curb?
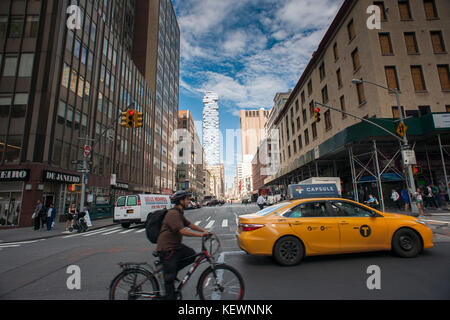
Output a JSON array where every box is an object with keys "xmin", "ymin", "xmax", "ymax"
[{"xmin": 0, "ymin": 223, "xmax": 117, "ymax": 244}]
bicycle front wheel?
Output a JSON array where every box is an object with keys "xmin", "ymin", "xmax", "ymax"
[
  {"xmin": 109, "ymin": 268, "xmax": 160, "ymax": 300},
  {"xmin": 197, "ymin": 264, "xmax": 245, "ymax": 300}
]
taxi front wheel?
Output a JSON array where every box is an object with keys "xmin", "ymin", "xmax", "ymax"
[
  {"xmin": 273, "ymin": 236, "xmax": 304, "ymax": 266},
  {"xmin": 392, "ymin": 228, "xmax": 422, "ymax": 258}
]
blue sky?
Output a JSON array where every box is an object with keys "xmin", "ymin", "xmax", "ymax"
[{"xmin": 172, "ymin": 0, "xmax": 344, "ymax": 188}]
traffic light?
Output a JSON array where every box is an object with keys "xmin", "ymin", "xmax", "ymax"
[
  {"xmin": 314, "ymin": 108, "xmax": 321, "ymax": 123},
  {"xmin": 135, "ymin": 111, "xmax": 144, "ymax": 128},
  {"xmin": 127, "ymin": 109, "xmax": 135, "ymax": 128},
  {"xmin": 121, "ymin": 111, "xmax": 129, "ymax": 128},
  {"xmin": 412, "ymin": 165, "xmax": 422, "ymax": 176}
]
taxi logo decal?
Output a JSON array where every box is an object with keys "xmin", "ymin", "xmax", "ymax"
[
  {"xmin": 360, "ymin": 225, "xmax": 372, "ymax": 237},
  {"xmin": 296, "ymin": 187, "xmax": 303, "ymax": 194}
]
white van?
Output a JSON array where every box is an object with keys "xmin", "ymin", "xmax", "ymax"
[{"xmin": 114, "ymin": 194, "xmax": 173, "ymax": 228}]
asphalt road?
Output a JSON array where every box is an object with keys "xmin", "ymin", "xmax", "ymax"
[{"xmin": 0, "ymin": 204, "xmax": 449, "ymax": 300}]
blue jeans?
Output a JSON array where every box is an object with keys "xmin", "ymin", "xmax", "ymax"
[{"xmin": 46, "ymin": 216, "xmax": 53, "ymax": 230}]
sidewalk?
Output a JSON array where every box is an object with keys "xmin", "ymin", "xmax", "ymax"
[{"xmin": 0, "ymin": 217, "xmax": 116, "ymax": 244}]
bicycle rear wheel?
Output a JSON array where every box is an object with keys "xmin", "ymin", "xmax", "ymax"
[
  {"xmin": 197, "ymin": 264, "xmax": 245, "ymax": 300},
  {"xmin": 109, "ymin": 268, "xmax": 160, "ymax": 300}
]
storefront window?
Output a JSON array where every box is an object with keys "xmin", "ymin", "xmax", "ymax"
[
  {"xmin": 0, "ymin": 191, "xmax": 22, "ymax": 226},
  {"xmin": 5, "ymin": 135, "xmax": 22, "ymax": 164}
]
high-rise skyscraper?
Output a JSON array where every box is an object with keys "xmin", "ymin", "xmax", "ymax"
[{"xmin": 202, "ymin": 92, "xmax": 220, "ymax": 166}]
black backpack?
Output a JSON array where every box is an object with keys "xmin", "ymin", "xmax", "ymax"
[{"xmin": 145, "ymin": 207, "xmax": 181, "ymax": 244}]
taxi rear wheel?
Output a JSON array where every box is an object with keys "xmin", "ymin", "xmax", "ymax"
[
  {"xmin": 392, "ymin": 228, "xmax": 422, "ymax": 258},
  {"xmin": 273, "ymin": 236, "xmax": 304, "ymax": 266}
]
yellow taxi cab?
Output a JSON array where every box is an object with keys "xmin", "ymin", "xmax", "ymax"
[{"xmin": 237, "ymin": 198, "xmax": 433, "ymax": 266}]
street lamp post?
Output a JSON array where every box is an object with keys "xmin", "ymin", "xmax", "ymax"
[{"xmin": 352, "ymin": 79, "xmax": 418, "ymax": 214}]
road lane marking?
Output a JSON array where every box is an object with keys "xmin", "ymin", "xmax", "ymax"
[
  {"xmin": 0, "ymin": 244, "xmax": 21, "ymax": 248},
  {"xmin": 102, "ymin": 229, "xmax": 122, "ymax": 235},
  {"xmin": 0, "ymin": 239, "xmax": 44, "ymax": 246},
  {"xmin": 135, "ymin": 228, "xmax": 146, "ymax": 233},
  {"xmin": 206, "ymin": 216, "xmax": 211, "ymax": 221},
  {"xmin": 63, "ymin": 227, "xmax": 111, "ymax": 238},
  {"xmin": 82, "ymin": 227, "xmax": 120, "ymax": 237},
  {"xmin": 222, "ymin": 219, "xmax": 228, "ymax": 228},
  {"xmin": 119, "ymin": 229, "xmax": 136, "ymax": 234},
  {"xmin": 205, "ymin": 220, "xmax": 215, "ymax": 229}
]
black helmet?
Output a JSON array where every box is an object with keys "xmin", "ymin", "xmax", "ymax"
[{"xmin": 171, "ymin": 190, "xmax": 192, "ymax": 204}]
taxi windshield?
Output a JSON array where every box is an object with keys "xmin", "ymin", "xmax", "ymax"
[{"xmin": 255, "ymin": 203, "xmax": 288, "ymax": 216}]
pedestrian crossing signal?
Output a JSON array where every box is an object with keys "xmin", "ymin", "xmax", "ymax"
[{"xmin": 412, "ymin": 166, "xmax": 422, "ymax": 175}]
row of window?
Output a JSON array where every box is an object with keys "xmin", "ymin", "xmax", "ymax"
[
  {"xmin": 1, "ymin": 53, "xmax": 34, "ymax": 78},
  {"xmin": 0, "ymin": 15, "xmax": 39, "ymax": 39},
  {"xmin": 371, "ymin": 0, "xmax": 440, "ymax": 22},
  {"xmin": 379, "ymin": 30, "xmax": 446, "ymax": 56}
]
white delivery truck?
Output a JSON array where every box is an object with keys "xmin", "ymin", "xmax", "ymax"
[
  {"xmin": 114, "ymin": 194, "xmax": 173, "ymax": 228},
  {"xmin": 299, "ymin": 177, "xmax": 342, "ymax": 196}
]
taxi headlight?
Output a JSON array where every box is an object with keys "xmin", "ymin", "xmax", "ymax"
[{"xmin": 416, "ymin": 220, "xmax": 427, "ymax": 226}]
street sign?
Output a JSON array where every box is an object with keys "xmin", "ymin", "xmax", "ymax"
[
  {"xmin": 402, "ymin": 149, "xmax": 417, "ymax": 165},
  {"xmin": 84, "ymin": 145, "xmax": 91, "ymax": 157},
  {"xmin": 396, "ymin": 123, "xmax": 408, "ymax": 137}
]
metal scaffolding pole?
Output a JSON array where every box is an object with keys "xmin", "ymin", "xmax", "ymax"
[
  {"xmin": 315, "ymin": 162, "xmax": 319, "ymax": 177},
  {"xmin": 373, "ymin": 140, "xmax": 385, "ymax": 212},
  {"xmin": 425, "ymin": 144, "xmax": 433, "ymax": 185},
  {"xmin": 348, "ymin": 146, "xmax": 359, "ymax": 202},
  {"xmin": 437, "ymin": 134, "xmax": 450, "ymax": 203}
]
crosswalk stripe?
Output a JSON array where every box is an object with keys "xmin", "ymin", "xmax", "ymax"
[
  {"xmin": 102, "ymin": 229, "xmax": 122, "ymax": 235},
  {"xmin": 222, "ymin": 219, "xmax": 228, "ymax": 228},
  {"xmin": 82, "ymin": 227, "xmax": 120, "ymax": 237},
  {"xmin": 120, "ymin": 229, "xmax": 136, "ymax": 234},
  {"xmin": 195, "ymin": 221, "xmax": 201, "ymax": 226},
  {"xmin": 205, "ymin": 220, "xmax": 215, "ymax": 229}
]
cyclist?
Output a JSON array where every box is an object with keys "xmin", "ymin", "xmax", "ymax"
[{"xmin": 157, "ymin": 190, "xmax": 212, "ymax": 300}]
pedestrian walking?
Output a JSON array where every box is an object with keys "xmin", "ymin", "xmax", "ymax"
[
  {"xmin": 32, "ymin": 200, "xmax": 43, "ymax": 231},
  {"xmin": 391, "ymin": 189, "xmax": 401, "ymax": 210},
  {"xmin": 46, "ymin": 203, "xmax": 56, "ymax": 231},
  {"xmin": 431, "ymin": 184, "xmax": 441, "ymax": 210},
  {"xmin": 65, "ymin": 204, "xmax": 76, "ymax": 232},
  {"xmin": 257, "ymin": 194, "xmax": 265, "ymax": 210},
  {"xmin": 401, "ymin": 188, "xmax": 410, "ymax": 212},
  {"xmin": 40, "ymin": 203, "xmax": 48, "ymax": 229},
  {"xmin": 413, "ymin": 188, "xmax": 428, "ymax": 217},
  {"xmin": 423, "ymin": 185, "xmax": 437, "ymax": 209}
]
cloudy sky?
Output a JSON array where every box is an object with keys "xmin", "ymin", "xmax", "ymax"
[{"xmin": 172, "ymin": 0, "xmax": 344, "ymax": 187}]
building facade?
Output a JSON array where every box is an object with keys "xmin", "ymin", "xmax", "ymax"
[
  {"xmin": 175, "ymin": 110, "xmax": 205, "ymax": 200},
  {"xmin": 265, "ymin": 0, "xmax": 450, "ymax": 207},
  {"xmin": 134, "ymin": 0, "xmax": 180, "ymax": 194},
  {"xmin": 202, "ymin": 91, "xmax": 220, "ymax": 166},
  {"xmin": 0, "ymin": 0, "xmax": 180, "ymax": 228}
]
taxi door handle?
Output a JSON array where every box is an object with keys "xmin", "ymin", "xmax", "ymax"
[
  {"xmin": 293, "ymin": 221, "xmax": 302, "ymax": 225},
  {"xmin": 339, "ymin": 221, "xmax": 349, "ymax": 225}
]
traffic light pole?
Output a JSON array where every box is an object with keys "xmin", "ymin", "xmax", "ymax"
[
  {"xmin": 313, "ymin": 98, "xmax": 418, "ymax": 214},
  {"xmin": 77, "ymin": 104, "xmax": 135, "ymax": 213}
]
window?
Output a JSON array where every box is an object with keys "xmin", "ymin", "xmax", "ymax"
[
  {"xmin": 0, "ymin": 17, "xmax": 7, "ymax": 39},
  {"xmin": 3, "ymin": 56, "xmax": 18, "ymax": 77},
  {"xmin": 67, "ymin": 106, "xmax": 74, "ymax": 127},
  {"xmin": 319, "ymin": 62, "xmax": 325, "ymax": 81},
  {"xmin": 336, "ymin": 69, "xmax": 343, "ymax": 88},
  {"xmin": 304, "ymin": 129, "xmax": 309, "ymax": 146},
  {"xmin": 62, "ymin": 64, "xmax": 70, "ymax": 88},
  {"xmin": 379, "ymin": 33, "xmax": 393, "ymax": 55},
  {"xmin": 81, "ymin": 46, "xmax": 87, "ymax": 65},
  {"xmin": 116, "ymin": 197, "xmax": 126, "ymax": 207},
  {"xmin": 293, "ymin": 140, "xmax": 297, "ymax": 154},
  {"xmin": 301, "ymin": 91, "xmax": 305, "ymax": 105},
  {"xmin": 297, "ymin": 117, "xmax": 301, "ymax": 131},
  {"xmin": 295, "ymin": 100, "xmax": 299, "ymax": 112},
  {"xmin": 385, "ymin": 66, "xmax": 400, "ymax": 90},
  {"xmin": 431, "ymin": 31, "xmax": 446, "ymax": 53},
  {"xmin": 307, "ymin": 80, "xmax": 313, "ymax": 96},
  {"xmin": 398, "ymin": 1, "xmax": 412, "ymax": 20},
  {"xmin": 392, "ymin": 106, "xmax": 405, "ymax": 118},
  {"xmin": 9, "ymin": 17, "xmax": 24, "ymax": 38},
  {"xmin": 404, "ymin": 32, "xmax": 419, "ymax": 54},
  {"xmin": 330, "ymin": 201, "xmax": 373, "ymax": 217},
  {"xmin": 352, "ymin": 48, "xmax": 360, "ymax": 71},
  {"xmin": 88, "ymin": 51, "xmax": 93, "ymax": 71},
  {"xmin": 423, "ymin": 0, "xmax": 438, "ymax": 19},
  {"xmin": 298, "ymin": 135, "xmax": 303, "ymax": 150},
  {"xmin": 302, "ymin": 108, "xmax": 307, "ymax": 124},
  {"xmin": 312, "ymin": 123, "xmax": 317, "ymax": 139},
  {"xmin": 18, "ymin": 53, "xmax": 34, "ymax": 77},
  {"xmin": 356, "ymin": 82, "xmax": 366, "ymax": 105},
  {"xmin": 127, "ymin": 196, "xmax": 138, "ymax": 206},
  {"xmin": 374, "ymin": 1, "xmax": 387, "ymax": 20},
  {"xmin": 284, "ymin": 202, "xmax": 328, "ymax": 218},
  {"xmin": 70, "ymin": 69, "xmax": 77, "ymax": 93},
  {"xmin": 411, "ymin": 66, "xmax": 426, "ymax": 91},
  {"xmin": 12, "ymin": 93, "xmax": 27, "ymax": 118},
  {"xmin": 74, "ymin": 39, "xmax": 81, "ymax": 59},
  {"xmin": 418, "ymin": 105, "xmax": 431, "ymax": 116},
  {"xmin": 25, "ymin": 16, "xmax": 39, "ymax": 37},
  {"xmin": 347, "ymin": 19, "xmax": 355, "ymax": 41},
  {"xmin": 309, "ymin": 101, "xmax": 315, "ymax": 117},
  {"xmin": 321, "ymin": 86, "xmax": 328, "ymax": 104},
  {"xmin": 288, "ymin": 145, "xmax": 291, "ymax": 158},
  {"xmin": 333, "ymin": 43, "xmax": 339, "ymax": 60},
  {"xmin": 325, "ymin": 110, "xmax": 332, "ymax": 131},
  {"xmin": 446, "ymin": 105, "xmax": 450, "ymax": 112},
  {"xmin": 437, "ymin": 65, "xmax": 450, "ymax": 91},
  {"xmin": 57, "ymin": 101, "xmax": 66, "ymax": 124},
  {"xmin": 0, "ymin": 95, "xmax": 12, "ymax": 118},
  {"xmin": 340, "ymin": 96, "xmax": 347, "ymax": 119}
]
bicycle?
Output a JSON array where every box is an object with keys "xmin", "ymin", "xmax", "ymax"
[{"xmin": 109, "ymin": 234, "xmax": 245, "ymax": 300}]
